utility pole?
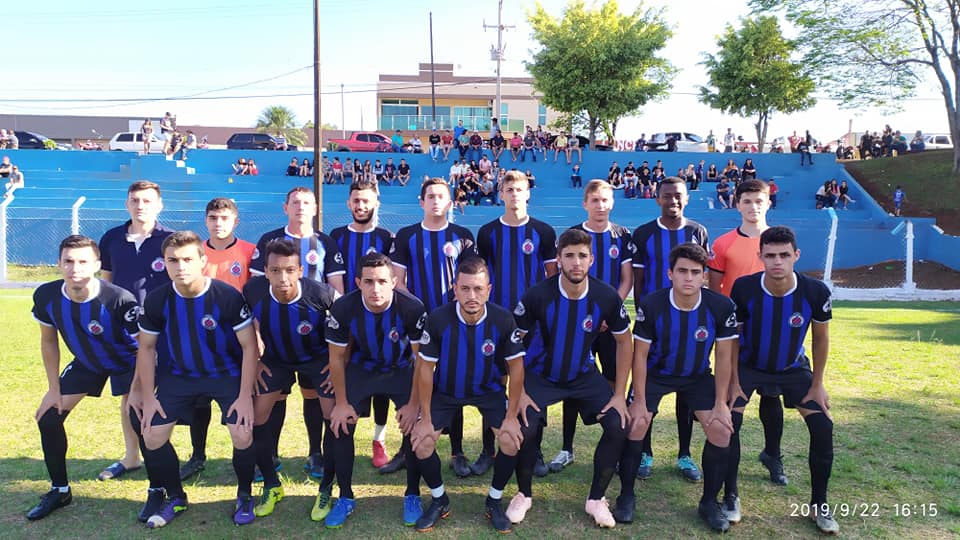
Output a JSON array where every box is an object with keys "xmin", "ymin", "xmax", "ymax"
[
  {"xmin": 313, "ymin": 0, "xmax": 322, "ymax": 230},
  {"xmin": 341, "ymin": 83, "xmax": 346, "ymax": 139},
  {"xmin": 429, "ymin": 12, "xmax": 437, "ymax": 129},
  {"xmin": 484, "ymin": 0, "xmax": 513, "ymax": 130}
]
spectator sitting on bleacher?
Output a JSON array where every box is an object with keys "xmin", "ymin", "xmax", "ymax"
[
  {"xmin": 321, "ymin": 157, "xmax": 332, "ymax": 181},
  {"xmin": 7, "ymin": 130, "xmax": 19, "ymax": 149},
  {"xmin": 373, "ymin": 159, "xmax": 385, "ymax": 183},
  {"xmin": 397, "ymin": 158, "xmax": 411, "ymax": 186},
  {"xmin": 391, "ymin": 130, "xmax": 404, "ymax": 152},
  {"xmin": 479, "ymin": 155, "xmax": 492, "ymax": 178},
  {"xmin": 457, "ymin": 130, "xmax": 471, "ymax": 159},
  {"xmin": 300, "ymin": 158, "xmax": 313, "ymax": 177},
  {"xmin": 463, "ymin": 174, "xmax": 481, "ymax": 206},
  {"xmin": 741, "ymin": 158, "xmax": 757, "ymax": 181},
  {"xmin": 331, "ymin": 157, "xmax": 344, "ymax": 184},
  {"xmin": 607, "ymin": 160, "xmax": 622, "ymax": 188},
  {"xmin": 567, "ymin": 133, "xmax": 582, "ymax": 163},
  {"xmin": 635, "ymin": 133, "xmax": 647, "ymax": 152},
  {"xmin": 0, "ymin": 130, "xmax": 8, "ymax": 150},
  {"xmin": 353, "ymin": 157, "xmax": 364, "ymax": 180},
  {"xmin": 480, "ymin": 175, "xmax": 498, "ymax": 205},
  {"xmin": 453, "ymin": 184, "xmax": 468, "ymax": 214},
  {"xmin": 910, "ymin": 131, "xmax": 925, "ymax": 153},
  {"xmin": 537, "ymin": 130, "xmax": 550, "ymax": 161},
  {"xmin": 449, "ymin": 159, "xmax": 464, "ymax": 184},
  {"xmin": 815, "ymin": 180, "xmax": 837, "ymax": 209},
  {"xmin": 285, "ymin": 158, "xmax": 299, "ymax": 176},
  {"xmin": 521, "ymin": 130, "xmax": 537, "ymax": 162},
  {"xmin": 3, "ymin": 165, "xmax": 24, "ymax": 197},
  {"xmin": 384, "ymin": 158, "xmax": 396, "ymax": 184},
  {"xmin": 716, "ymin": 177, "xmax": 731, "ymax": 209},
  {"xmin": 247, "ymin": 159, "xmax": 259, "ymax": 176},
  {"xmin": 838, "ymin": 179, "xmax": 855, "ymax": 209},
  {"xmin": 491, "ymin": 129, "xmax": 505, "ymax": 162},
  {"xmin": 441, "ymin": 129, "xmax": 454, "ymax": 161},
  {"xmin": 892, "ymin": 131, "xmax": 908, "ymax": 155},
  {"xmin": 362, "ymin": 159, "xmax": 373, "ymax": 182},
  {"xmin": 468, "ymin": 130, "xmax": 484, "ymax": 162},
  {"xmin": 525, "ymin": 169, "xmax": 536, "ymax": 189},
  {"xmin": 233, "ymin": 158, "xmax": 249, "ymax": 175},
  {"xmin": 554, "ymin": 132, "xmax": 568, "ymax": 163},
  {"xmin": 343, "ymin": 158, "xmax": 354, "ymax": 181},
  {"xmin": 706, "ymin": 163, "xmax": 719, "ymax": 182},
  {"xmin": 0, "ymin": 155, "xmax": 13, "ymax": 178},
  {"xmin": 571, "ymin": 164, "xmax": 583, "ymax": 188}
]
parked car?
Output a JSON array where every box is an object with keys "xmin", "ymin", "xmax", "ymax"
[
  {"xmin": 546, "ymin": 134, "xmax": 611, "ymax": 152},
  {"xmin": 108, "ymin": 132, "xmax": 166, "ymax": 153},
  {"xmin": 924, "ymin": 133, "xmax": 953, "ymax": 149},
  {"xmin": 327, "ymin": 132, "xmax": 394, "ymax": 152},
  {"xmin": 226, "ymin": 133, "xmax": 284, "ymax": 151},
  {"xmin": 13, "ymin": 131, "xmax": 54, "ymax": 150},
  {"xmin": 644, "ymin": 132, "xmax": 709, "ymax": 152}
]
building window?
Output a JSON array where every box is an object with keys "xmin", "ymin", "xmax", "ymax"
[
  {"xmin": 500, "ymin": 103, "xmax": 509, "ymax": 126},
  {"xmin": 538, "ymin": 103, "xmax": 547, "ymax": 127}
]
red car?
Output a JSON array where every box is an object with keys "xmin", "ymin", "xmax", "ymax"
[{"xmin": 327, "ymin": 132, "xmax": 393, "ymax": 152}]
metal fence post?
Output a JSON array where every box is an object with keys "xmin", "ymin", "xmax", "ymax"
[
  {"xmin": 904, "ymin": 220, "xmax": 916, "ymax": 292},
  {"xmin": 0, "ymin": 194, "xmax": 12, "ymax": 281},
  {"xmin": 822, "ymin": 208, "xmax": 838, "ymax": 290},
  {"xmin": 71, "ymin": 196, "xmax": 87, "ymax": 235}
]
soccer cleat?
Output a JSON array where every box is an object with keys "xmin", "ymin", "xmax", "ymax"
[
  {"xmin": 698, "ymin": 500, "xmax": 731, "ymax": 533},
  {"xmin": 812, "ymin": 507, "xmax": 840, "ymax": 535},
  {"xmin": 759, "ymin": 451, "xmax": 788, "ymax": 485},
  {"xmin": 403, "ymin": 494, "xmax": 423, "ymax": 526},
  {"xmin": 324, "ymin": 497, "xmax": 356, "ymax": 529},
  {"xmin": 722, "ymin": 495, "xmax": 741, "ymax": 524},
  {"xmin": 26, "ymin": 488, "xmax": 72, "ymax": 521},
  {"xmin": 254, "ymin": 485, "xmax": 284, "ymax": 517},
  {"xmin": 146, "ymin": 495, "xmax": 188, "ymax": 529},
  {"xmin": 372, "ymin": 440, "xmax": 389, "ymax": 469},
  {"xmin": 304, "ymin": 453, "xmax": 323, "ymax": 479},
  {"xmin": 636, "ymin": 453, "xmax": 653, "ymax": 479},
  {"xmin": 233, "ymin": 494, "xmax": 256, "ymax": 525},
  {"xmin": 415, "ymin": 495, "xmax": 451, "ymax": 532},
  {"xmin": 677, "ymin": 455, "xmax": 703, "ymax": 483},
  {"xmin": 310, "ymin": 488, "xmax": 333, "ymax": 522},
  {"xmin": 505, "ymin": 493, "xmax": 532, "ymax": 524},
  {"xmin": 470, "ymin": 452, "xmax": 495, "ymax": 476},
  {"xmin": 584, "ymin": 498, "xmax": 616, "ymax": 528},
  {"xmin": 138, "ymin": 488, "xmax": 166, "ymax": 523},
  {"xmin": 533, "ymin": 452, "xmax": 549, "ymax": 478},
  {"xmin": 548, "ymin": 450, "xmax": 574, "ymax": 473},
  {"xmin": 450, "ymin": 454, "xmax": 472, "ymax": 478},
  {"xmin": 612, "ymin": 494, "xmax": 635, "ymax": 524},
  {"xmin": 179, "ymin": 455, "xmax": 206, "ymax": 481},
  {"xmin": 379, "ymin": 450, "xmax": 406, "ymax": 474},
  {"xmin": 485, "ymin": 496, "xmax": 512, "ymax": 533}
]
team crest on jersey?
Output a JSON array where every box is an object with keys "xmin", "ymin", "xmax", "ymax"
[
  {"xmin": 326, "ymin": 314, "xmax": 340, "ymax": 330},
  {"xmin": 481, "ymin": 339, "xmax": 496, "ymax": 356},
  {"xmin": 334, "ymin": 252, "xmax": 344, "ymax": 265},
  {"xmin": 725, "ymin": 313, "xmax": 737, "ymax": 328},
  {"xmin": 201, "ymin": 315, "xmax": 218, "ymax": 330},
  {"xmin": 230, "ymin": 261, "xmax": 242, "ymax": 276},
  {"xmin": 305, "ymin": 249, "xmax": 321, "ymax": 265},
  {"xmin": 582, "ymin": 314, "xmax": 594, "ymax": 332},
  {"xmin": 521, "ymin": 239, "xmax": 535, "ymax": 255},
  {"xmin": 608, "ymin": 245, "xmax": 620, "ymax": 259},
  {"xmin": 694, "ymin": 326, "xmax": 709, "ymax": 342},
  {"xmin": 635, "ymin": 307, "xmax": 645, "ymax": 322},
  {"xmin": 513, "ymin": 301, "xmax": 525, "ymax": 316},
  {"xmin": 252, "ymin": 248, "xmax": 260, "ymax": 260},
  {"xmin": 822, "ymin": 298, "xmax": 832, "ymax": 313},
  {"xmin": 510, "ymin": 328, "xmax": 523, "ymax": 344},
  {"xmin": 87, "ymin": 320, "xmax": 104, "ymax": 335},
  {"xmin": 420, "ymin": 330, "xmax": 431, "ymax": 345},
  {"xmin": 151, "ymin": 257, "xmax": 165, "ymax": 272},
  {"xmin": 389, "ymin": 327, "xmax": 400, "ymax": 343},
  {"xmin": 297, "ymin": 321, "xmax": 314, "ymax": 335},
  {"xmin": 123, "ymin": 305, "xmax": 141, "ymax": 322},
  {"xmin": 443, "ymin": 241, "xmax": 460, "ymax": 259},
  {"xmin": 789, "ymin": 312, "xmax": 804, "ymax": 328}
]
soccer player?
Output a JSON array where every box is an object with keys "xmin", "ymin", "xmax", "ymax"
[
  {"xmin": 631, "ymin": 176, "xmax": 710, "ymax": 482},
  {"xmin": 474, "ymin": 170, "xmax": 556, "ymax": 476},
  {"xmin": 323, "ymin": 253, "xmax": 427, "ymax": 529},
  {"xmin": 180, "ymin": 197, "xmax": 258, "ymax": 481},
  {"xmin": 550, "ymin": 179, "xmax": 634, "ymax": 475},
  {"xmin": 241, "ymin": 238, "xmax": 339, "ymax": 520},
  {"xmin": 392, "ymin": 177, "xmax": 477, "ymax": 478},
  {"xmin": 707, "ymin": 179, "xmax": 789, "ymax": 487},
  {"xmin": 409, "ymin": 257, "xmax": 526, "ymax": 533},
  {"xmin": 131, "ymin": 231, "xmax": 258, "ymax": 528},
  {"xmin": 96, "ymin": 180, "xmax": 172, "ymax": 482},
  {"xmin": 727, "ymin": 226, "xmax": 838, "ymax": 535},
  {"xmin": 330, "ymin": 179, "xmax": 402, "ymax": 473},
  {"xmin": 251, "ymin": 187, "xmax": 346, "ymax": 479},
  {"xmin": 26, "ymin": 235, "xmax": 141, "ymax": 521},
  {"xmin": 510, "ymin": 229, "xmax": 633, "ymax": 528},
  {"xmin": 629, "ymin": 244, "xmax": 737, "ymax": 531}
]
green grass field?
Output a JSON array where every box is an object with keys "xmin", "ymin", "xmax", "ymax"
[{"xmin": 1, "ymin": 289, "xmax": 958, "ymax": 539}]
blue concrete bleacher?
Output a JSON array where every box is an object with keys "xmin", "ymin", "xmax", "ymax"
[{"xmin": 2, "ymin": 147, "xmax": 957, "ymax": 272}]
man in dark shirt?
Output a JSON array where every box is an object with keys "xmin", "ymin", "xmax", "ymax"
[
  {"xmin": 521, "ymin": 131, "xmax": 537, "ymax": 162},
  {"xmin": 490, "ymin": 129, "xmax": 506, "ymax": 162},
  {"xmin": 397, "ymin": 159, "xmax": 411, "ymax": 186},
  {"xmin": 384, "ymin": 157, "xmax": 397, "ymax": 184},
  {"xmin": 469, "ymin": 130, "xmax": 484, "ymax": 163},
  {"xmin": 428, "ymin": 128, "xmax": 442, "ymax": 161}
]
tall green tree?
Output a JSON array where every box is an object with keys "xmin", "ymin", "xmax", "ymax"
[
  {"xmin": 527, "ymin": 0, "xmax": 673, "ymax": 148},
  {"xmin": 751, "ymin": 0, "xmax": 960, "ymax": 172},
  {"xmin": 699, "ymin": 16, "xmax": 816, "ymax": 152},
  {"xmin": 256, "ymin": 105, "xmax": 306, "ymax": 146}
]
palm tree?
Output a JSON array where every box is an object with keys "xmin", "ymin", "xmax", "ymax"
[{"xmin": 255, "ymin": 105, "xmax": 306, "ymax": 146}]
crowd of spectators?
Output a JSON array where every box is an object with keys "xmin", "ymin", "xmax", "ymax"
[
  {"xmin": 1, "ymin": 155, "xmax": 25, "ymax": 197},
  {"xmin": 0, "ymin": 129, "xmax": 19, "ymax": 150},
  {"xmin": 231, "ymin": 158, "xmax": 259, "ymax": 176},
  {"xmin": 856, "ymin": 126, "xmax": 927, "ymax": 159}
]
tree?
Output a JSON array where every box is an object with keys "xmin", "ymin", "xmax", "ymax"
[
  {"xmin": 256, "ymin": 105, "xmax": 306, "ymax": 146},
  {"xmin": 751, "ymin": 0, "xmax": 960, "ymax": 172},
  {"xmin": 699, "ymin": 16, "xmax": 816, "ymax": 152},
  {"xmin": 526, "ymin": 0, "xmax": 674, "ymax": 148}
]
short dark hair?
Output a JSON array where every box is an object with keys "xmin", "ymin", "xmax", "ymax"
[
  {"xmin": 760, "ymin": 226, "xmax": 797, "ymax": 251},
  {"xmin": 161, "ymin": 230, "xmax": 204, "ymax": 257},
  {"xmin": 358, "ymin": 252, "xmax": 392, "ymax": 277},
  {"xmin": 668, "ymin": 243, "xmax": 708, "ymax": 270},
  {"xmin": 59, "ymin": 235, "xmax": 99, "ymax": 259},
  {"xmin": 659, "ymin": 176, "xmax": 686, "ymax": 189},
  {"xmin": 734, "ymin": 179, "xmax": 769, "ymax": 203},
  {"xmin": 557, "ymin": 228, "xmax": 592, "ymax": 255},
  {"xmin": 128, "ymin": 180, "xmax": 160, "ymax": 196},
  {"xmin": 205, "ymin": 197, "xmax": 238, "ymax": 215},
  {"xmin": 501, "ymin": 170, "xmax": 528, "ymax": 188},
  {"xmin": 265, "ymin": 238, "xmax": 300, "ymax": 261},
  {"xmin": 349, "ymin": 178, "xmax": 379, "ymax": 194},
  {"xmin": 419, "ymin": 177, "xmax": 449, "ymax": 199},
  {"xmin": 286, "ymin": 186, "xmax": 314, "ymax": 203},
  {"xmin": 455, "ymin": 256, "xmax": 489, "ymax": 280}
]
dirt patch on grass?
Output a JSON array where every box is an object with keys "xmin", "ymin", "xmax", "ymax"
[{"xmin": 806, "ymin": 260, "xmax": 960, "ymax": 289}]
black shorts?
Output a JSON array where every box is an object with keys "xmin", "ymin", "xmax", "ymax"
[
  {"xmin": 428, "ymin": 391, "xmax": 507, "ymax": 432},
  {"xmin": 261, "ymin": 359, "xmax": 333, "ymax": 399},
  {"xmin": 642, "ymin": 374, "xmax": 716, "ymax": 415},
  {"xmin": 152, "ymin": 373, "xmax": 242, "ymax": 426},
  {"xmin": 59, "ymin": 360, "xmax": 133, "ymax": 397},
  {"xmin": 344, "ymin": 363, "xmax": 412, "ymax": 418},
  {"xmin": 524, "ymin": 369, "xmax": 613, "ymax": 427},
  {"xmin": 592, "ymin": 330, "xmax": 618, "ymax": 382},
  {"xmin": 734, "ymin": 360, "xmax": 822, "ymax": 412}
]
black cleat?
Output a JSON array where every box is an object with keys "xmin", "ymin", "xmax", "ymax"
[
  {"xmin": 470, "ymin": 452, "xmax": 495, "ymax": 476},
  {"xmin": 533, "ymin": 452, "xmax": 549, "ymax": 478},
  {"xmin": 698, "ymin": 500, "xmax": 731, "ymax": 532},
  {"xmin": 138, "ymin": 488, "xmax": 166, "ymax": 523},
  {"xmin": 415, "ymin": 495, "xmax": 451, "ymax": 532},
  {"xmin": 485, "ymin": 496, "xmax": 512, "ymax": 533},
  {"xmin": 26, "ymin": 488, "xmax": 72, "ymax": 521},
  {"xmin": 450, "ymin": 454, "xmax": 472, "ymax": 478},
  {"xmin": 179, "ymin": 455, "xmax": 206, "ymax": 481},
  {"xmin": 379, "ymin": 450, "xmax": 407, "ymax": 474},
  {"xmin": 758, "ymin": 451, "xmax": 788, "ymax": 485},
  {"xmin": 612, "ymin": 494, "xmax": 635, "ymax": 524}
]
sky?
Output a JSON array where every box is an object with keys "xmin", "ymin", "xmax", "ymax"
[{"xmin": 1, "ymin": 0, "xmax": 952, "ymax": 143}]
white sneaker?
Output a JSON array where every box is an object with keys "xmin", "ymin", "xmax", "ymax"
[
  {"xmin": 505, "ymin": 493, "xmax": 532, "ymax": 524},
  {"xmin": 585, "ymin": 498, "xmax": 616, "ymax": 528},
  {"xmin": 548, "ymin": 450, "xmax": 574, "ymax": 473},
  {"xmin": 813, "ymin": 508, "xmax": 840, "ymax": 535}
]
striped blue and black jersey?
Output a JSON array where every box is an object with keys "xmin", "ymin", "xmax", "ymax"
[
  {"xmin": 419, "ymin": 302, "xmax": 524, "ymax": 398},
  {"xmin": 731, "ymin": 272, "xmax": 832, "ymax": 373},
  {"xmin": 329, "ymin": 224, "xmax": 394, "ymax": 293},
  {"xmin": 633, "ymin": 288, "xmax": 738, "ymax": 377},
  {"xmin": 631, "ymin": 217, "xmax": 709, "ymax": 298},
  {"xmin": 33, "ymin": 279, "xmax": 140, "ymax": 374},
  {"xmin": 477, "ymin": 216, "xmax": 557, "ymax": 310},
  {"xmin": 326, "ymin": 288, "xmax": 426, "ymax": 372},
  {"xmin": 243, "ymin": 276, "xmax": 338, "ymax": 366},
  {"xmin": 140, "ymin": 278, "xmax": 253, "ymax": 378},
  {"xmin": 569, "ymin": 222, "xmax": 635, "ymax": 288},
  {"xmin": 514, "ymin": 275, "xmax": 631, "ymax": 383},
  {"xmin": 251, "ymin": 226, "xmax": 346, "ymax": 284},
  {"xmin": 391, "ymin": 222, "xmax": 476, "ymax": 312}
]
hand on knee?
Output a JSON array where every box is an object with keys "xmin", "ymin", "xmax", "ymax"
[
  {"xmin": 704, "ymin": 421, "xmax": 732, "ymax": 448},
  {"xmin": 229, "ymin": 428, "xmax": 253, "ymax": 450},
  {"xmin": 497, "ymin": 432, "xmax": 519, "ymax": 456},
  {"xmin": 414, "ymin": 439, "xmax": 436, "ymax": 460}
]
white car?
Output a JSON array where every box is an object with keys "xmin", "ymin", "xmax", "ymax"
[
  {"xmin": 924, "ymin": 133, "xmax": 953, "ymax": 149},
  {"xmin": 643, "ymin": 132, "xmax": 709, "ymax": 152},
  {"xmin": 108, "ymin": 132, "xmax": 166, "ymax": 153}
]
